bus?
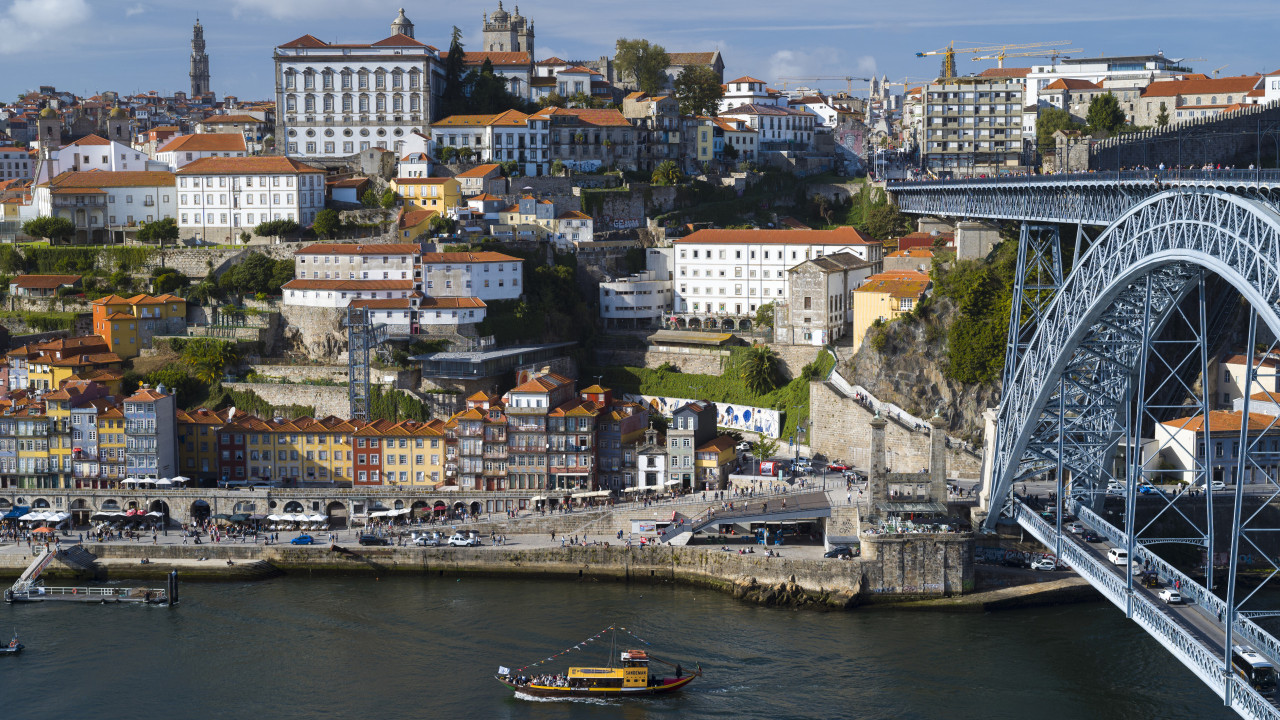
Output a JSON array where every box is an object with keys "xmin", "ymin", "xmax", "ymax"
[{"xmin": 1233, "ymin": 646, "xmax": 1277, "ymax": 694}]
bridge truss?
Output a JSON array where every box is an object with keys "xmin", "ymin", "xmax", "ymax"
[{"xmin": 992, "ymin": 189, "xmax": 1280, "ymax": 717}]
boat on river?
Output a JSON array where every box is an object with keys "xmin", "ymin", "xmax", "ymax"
[
  {"xmin": 1, "ymin": 631, "xmax": 22, "ymax": 655},
  {"xmin": 496, "ymin": 647, "xmax": 701, "ymax": 698}
]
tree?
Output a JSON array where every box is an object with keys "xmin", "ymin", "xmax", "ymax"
[
  {"xmin": 1086, "ymin": 93, "xmax": 1126, "ymax": 136},
  {"xmin": 672, "ymin": 64, "xmax": 724, "ymax": 117},
  {"xmin": 538, "ymin": 92, "xmax": 568, "ymax": 109},
  {"xmin": 21, "ymin": 216, "xmax": 75, "ymax": 244},
  {"xmin": 722, "ymin": 143, "xmax": 739, "ymax": 162},
  {"xmin": 739, "ymin": 344, "xmax": 780, "ymax": 395},
  {"xmin": 379, "ymin": 188, "xmax": 397, "ymax": 209},
  {"xmin": 469, "ymin": 58, "xmax": 521, "ymax": 114},
  {"xmin": 551, "ymin": 159, "xmax": 566, "ymax": 176},
  {"xmin": 441, "ymin": 26, "xmax": 469, "ymax": 116},
  {"xmin": 1156, "ymin": 102, "xmax": 1170, "ymax": 127},
  {"xmin": 0, "ymin": 245, "xmax": 25, "ymax": 274},
  {"xmin": 312, "ymin": 209, "xmax": 341, "ymax": 238},
  {"xmin": 751, "ymin": 437, "xmax": 780, "ymax": 461},
  {"xmin": 651, "ymin": 159, "xmax": 681, "ymax": 186},
  {"xmin": 428, "ymin": 215, "xmax": 456, "ymax": 236},
  {"xmin": 1035, "ymin": 107, "xmax": 1082, "ymax": 154},
  {"xmin": 182, "ymin": 338, "xmax": 240, "ymax": 385},
  {"xmin": 615, "ymin": 38, "xmax": 670, "ymax": 95},
  {"xmin": 136, "ymin": 217, "xmax": 179, "ymax": 248},
  {"xmin": 754, "ymin": 302, "xmax": 775, "ymax": 330},
  {"xmin": 238, "ymin": 231, "xmax": 251, "ymax": 245},
  {"xmin": 360, "ymin": 189, "xmax": 379, "ymax": 207},
  {"xmin": 862, "ymin": 204, "xmax": 909, "ymax": 241},
  {"xmin": 499, "ymin": 160, "xmax": 521, "ymax": 177},
  {"xmin": 254, "ymin": 219, "xmax": 299, "ymax": 241}
]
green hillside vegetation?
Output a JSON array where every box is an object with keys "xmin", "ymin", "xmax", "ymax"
[{"xmin": 591, "ymin": 350, "xmax": 833, "ymax": 440}]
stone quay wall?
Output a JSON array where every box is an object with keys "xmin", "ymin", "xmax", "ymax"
[
  {"xmin": 223, "ymin": 382, "xmax": 350, "ymax": 419},
  {"xmin": 809, "ymin": 380, "xmax": 982, "ymax": 478},
  {"xmin": 859, "ymin": 533, "xmax": 975, "ymax": 597}
]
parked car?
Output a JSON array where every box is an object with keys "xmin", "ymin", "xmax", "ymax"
[
  {"xmin": 1067, "ymin": 522, "xmax": 1085, "ymax": 535},
  {"xmin": 1081, "ymin": 531, "xmax": 1104, "ymax": 543},
  {"xmin": 413, "ymin": 532, "xmax": 442, "ymax": 547},
  {"xmin": 736, "ymin": 441, "xmax": 752, "ymax": 453},
  {"xmin": 1210, "ymin": 480, "xmax": 1226, "ymax": 491},
  {"xmin": 828, "ymin": 463, "xmax": 850, "ymax": 472},
  {"xmin": 1158, "ymin": 588, "xmax": 1183, "ymax": 604},
  {"xmin": 358, "ymin": 535, "xmax": 391, "ymax": 546},
  {"xmin": 823, "ymin": 546, "xmax": 857, "ymax": 559},
  {"xmin": 291, "ymin": 534, "xmax": 316, "ymax": 546},
  {"xmin": 448, "ymin": 533, "xmax": 482, "ymax": 547},
  {"xmin": 1138, "ymin": 485, "xmax": 1160, "ymax": 495},
  {"xmin": 1030, "ymin": 558, "xmax": 1058, "ymax": 571}
]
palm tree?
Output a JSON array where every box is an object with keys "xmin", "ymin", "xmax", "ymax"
[{"xmin": 740, "ymin": 344, "xmax": 780, "ymax": 395}]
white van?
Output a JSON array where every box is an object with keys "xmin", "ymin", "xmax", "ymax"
[{"xmin": 1107, "ymin": 547, "xmax": 1129, "ymax": 566}]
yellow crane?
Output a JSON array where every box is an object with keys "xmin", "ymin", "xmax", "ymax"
[
  {"xmin": 970, "ymin": 48, "xmax": 1082, "ymax": 67},
  {"xmin": 776, "ymin": 76, "xmax": 872, "ymax": 94},
  {"xmin": 916, "ymin": 40, "xmax": 1073, "ymax": 78}
]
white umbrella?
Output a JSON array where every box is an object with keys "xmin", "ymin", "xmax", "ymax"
[
  {"xmin": 308, "ymin": 514, "xmax": 326, "ymax": 522},
  {"xmin": 153, "ymin": 479, "xmax": 173, "ymax": 486},
  {"xmin": 146, "ymin": 511, "xmax": 163, "ymax": 517},
  {"xmin": 289, "ymin": 513, "xmax": 309, "ymax": 523},
  {"xmin": 267, "ymin": 514, "xmax": 283, "ymax": 521},
  {"xmin": 18, "ymin": 512, "xmax": 38, "ymax": 521},
  {"xmin": 171, "ymin": 476, "xmax": 191, "ymax": 485}
]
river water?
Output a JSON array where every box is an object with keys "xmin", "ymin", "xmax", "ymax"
[{"xmin": 1, "ymin": 575, "xmax": 1239, "ymax": 719}]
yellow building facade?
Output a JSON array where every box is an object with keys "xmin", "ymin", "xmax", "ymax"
[
  {"xmin": 850, "ymin": 271, "xmax": 932, "ymax": 350},
  {"xmin": 392, "ymin": 177, "xmax": 461, "ymax": 213}
]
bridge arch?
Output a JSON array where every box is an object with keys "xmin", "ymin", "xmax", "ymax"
[{"xmin": 988, "ymin": 188, "xmax": 1280, "ymax": 520}]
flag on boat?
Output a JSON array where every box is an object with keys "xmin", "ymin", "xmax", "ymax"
[{"xmin": 498, "ymin": 666, "xmax": 510, "ymax": 675}]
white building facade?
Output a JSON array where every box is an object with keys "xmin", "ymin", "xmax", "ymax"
[
  {"xmin": 599, "ymin": 271, "xmax": 673, "ymax": 329},
  {"xmin": 273, "ymin": 10, "xmax": 438, "ymax": 160},
  {"xmin": 421, "ymin": 251, "xmax": 523, "ymax": 301},
  {"xmin": 670, "ymin": 228, "xmax": 882, "ymax": 330},
  {"xmin": 0, "ymin": 146, "xmax": 32, "ymax": 181},
  {"xmin": 176, "ymin": 156, "xmax": 325, "ymax": 241},
  {"xmin": 430, "ymin": 110, "xmax": 550, "ymax": 177}
]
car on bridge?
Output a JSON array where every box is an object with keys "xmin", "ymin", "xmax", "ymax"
[
  {"xmin": 1158, "ymin": 588, "xmax": 1183, "ymax": 604},
  {"xmin": 1067, "ymin": 522, "xmax": 1085, "ymax": 534},
  {"xmin": 1081, "ymin": 530, "xmax": 1104, "ymax": 543},
  {"xmin": 291, "ymin": 534, "xmax": 316, "ymax": 545}
]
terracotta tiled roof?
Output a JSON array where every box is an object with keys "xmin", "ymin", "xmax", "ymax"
[
  {"xmin": 176, "ymin": 407, "xmax": 233, "ymax": 425},
  {"xmin": 157, "ymin": 134, "xmax": 247, "ymax": 153},
  {"xmin": 12, "ymin": 274, "xmax": 80, "ymax": 289},
  {"xmin": 64, "ymin": 134, "xmax": 111, "ymax": 147},
  {"xmin": 1160, "ymin": 410, "xmax": 1280, "ymax": 434},
  {"xmin": 855, "ymin": 270, "xmax": 931, "ymax": 299},
  {"xmin": 456, "ymin": 163, "xmax": 502, "ymax": 178},
  {"xmin": 727, "ymin": 76, "xmax": 767, "ymax": 85},
  {"xmin": 1042, "ymin": 78, "xmax": 1100, "ymax": 91},
  {"xmin": 697, "ymin": 435, "xmax": 736, "ymax": 453},
  {"xmin": 46, "ymin": 170, "xmax": 175, "ymax": 189},
  {"xmin": 675, "ymin": 227, "xmax": 878, "ymax": 245},
  {"xmin": 1141, "ymin": 75, "xmax": 1261, "ymax": 99},
  {"xmin": 440, "ymin": 50, "xmax": 531, "ymax": 66},
  {"xmin": 125, "ymin": 387, "xmax": 170, "ymax": 401},
  {"xmin": 469, "ymin": 193, "xmax": 503, "ymax": 202},
  {"xmin": 283, "ymin": 279, "xmax": 414, "ymax": 291},
  {"xmin": 200, "ymin": 115, "xmax": 263, "ymax": 124},
  {"xmin": 1222, "ymin": 353, "xmax": 1280, "ymax": 370},
  {"xmin": 399, "ymin": 209, "xmax": 437, "ymax": 229},
  {"xmin": 296, "ymin": 243, "xmax": 420, "ymax": 255},
  {"xmin": 420, "ymin": 251, "xmax": 521, "ymax": 263},
  {"xmin": 369, "ymin": 34, "xmax": 427, "ymax": 48},
  {"xmin": 532, "ymin": 107, "xmax": 631, "ymax": 127},
  {"xmin": 668, "ymin": 52, "xmax": 719, "ymax": 65},
  {"xmin": 556, "ymin": 210, "xmax": 591, "ymax": 220},
  {"xmin": 886, "ymin": 248, "xmax": 935, "ymax": 258},
  {"xmin": 351, "ymin": 298, "xmax": 413, "ymax": 310},
  {"xmin": 177, "ymin": 156, "xmax": 322, "ymax": 175},
  {"xmin": 977, "ymin": 67, "xmax": 1031, "ymax": 78},
  {"xmin": 420, "ymin": 297, "xmax": 486, "ymax": 309}
]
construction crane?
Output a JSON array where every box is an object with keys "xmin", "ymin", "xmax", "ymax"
[
  {"xmin": 916, "ymin": 40, "xmax": 1073, "ymax": 78},
  {"xmin": 777, "ymin": 76, "xmax": 872, "ymax": 94},
  {"xmin": 1210, "ymin": 64, "xmax": 1229, "ymax": 77},
  {"xmin": 970, "ymin": 48, "xmax": 1082, "ymax": 67}
]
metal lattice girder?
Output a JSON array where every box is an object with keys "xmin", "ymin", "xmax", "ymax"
[
  {"xmin": 345, "ymin": 306, "xmax": 389, "ymax": 422},
  {"xmin": 887, "ymin": 169, "xmax": 1280, "ymax": 226},
  {"xmin": 1003, "ymin": 223, "xmax": 1064, "ymax": 395}
]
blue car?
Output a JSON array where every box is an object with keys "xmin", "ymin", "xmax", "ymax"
[{"xmin": 291, "ymin": 534, "xmax": 316, "ymax": 545}]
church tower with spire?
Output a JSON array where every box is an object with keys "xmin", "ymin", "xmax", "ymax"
[
  {"xmin": 190, "ymin": 19, "xmax": 211, "ymax": 98},
  {"xmin": 482, "ymin": 2, "xmax": 534, "ymax": 56},
  {"xmin": 390, "ymin": 8, "xmax": 414, "ymax": 38}
]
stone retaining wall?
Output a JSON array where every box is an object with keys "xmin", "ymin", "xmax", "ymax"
[
  {"xmin": 809, "ymin": 380, "xmax": 982, "ymax": 478},
  {"xmin": 223, "ymin": 382, "xmax": 350, "ymax": 418}
]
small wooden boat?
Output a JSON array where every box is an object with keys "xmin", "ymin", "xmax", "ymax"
[
  {"xmin": 0, "ymin": 632, "xmax": 22, "ymax": 655},
  {"xmin": 497, "ymin": 648, "xmax": 701, "ymax": 698}
]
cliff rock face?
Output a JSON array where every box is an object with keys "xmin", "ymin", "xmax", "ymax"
[
  {"xmin": 844, "ymin": 295, "xmax": 999, "ymax": 443},
  {"xmin": 279, "ymin": 304, "xmax": 348, "ymax": 360}
]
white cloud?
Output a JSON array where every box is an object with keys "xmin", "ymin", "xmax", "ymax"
[
  {"xmin": 125, "ymin": 3, "xmax": 144, "ymax": 16},
  {"xmin": 766, "ymin": 47, "xmax": 876, "ymax": 88},
  {"xmin": 228, "ymin": 0, "xmax": 382, "ymax": 21},
  {"xmin": 0, "ymin": 0, "xmax": 91, "ymax": 53}
]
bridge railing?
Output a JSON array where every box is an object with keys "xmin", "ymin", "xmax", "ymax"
[
  {"xmin": 887, "ymin": 168, "xmax": 1280, "ymax": 190},
  {"xmin": 1019, "ymin": 500, "xmax": 1280, "ymax": 720}
]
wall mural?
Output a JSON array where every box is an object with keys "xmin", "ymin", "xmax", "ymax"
[{"xmin": 622, "ymin": 393, "xmax": 782, "ymax": 438}]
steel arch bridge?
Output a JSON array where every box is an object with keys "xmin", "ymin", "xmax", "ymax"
[{"xmin": 888, "ymin": 179, "xmax": 1280, "ymax": 719}]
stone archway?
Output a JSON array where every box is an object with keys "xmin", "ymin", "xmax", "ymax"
[
  {"xmin": 469, "ymin": 501, "xmax": 482, "ymax": 516},
  {"xmin": 675, "ymin": 318, "xmax": 687, "ymax": 329},
  {"xmin": 101, "ymin": 499, "xmax": 121, "ymax": 512},
  {"xmin": 149, "ymin": 500, "xmax": 170, "ymax": 526},
  {"xmin": 190, "ymin": 500, "xmax": 210, "ymax": 522},
  {"xmin": 688, "ymin": 317, "xmax": 702, "ymax": 330},
  {"xmin": 283, "ymin": 500, "xmax": 305, "ymax": 514},
  {"xmin": 326, "ymin": 501, "xmax": 348, "ymax": 528},
  {"xmin": 32, "ymin": 498, "xmax": 50, "ymax": 509},
  {"xmin": 70, "ymin": 498, "xmax": 91, "ymax": 526},
  {"xmin": 739, "ymin": 318, "xmax": 752, "ymax": 331},
  {"xmin": 721, "ymin": 318, "xmax": 735, "ymax": 330}
]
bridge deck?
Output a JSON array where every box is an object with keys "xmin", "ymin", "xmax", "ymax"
[{"xmin": 1015, "ymin": 499, "xmax": 1280, "ymax": 719}]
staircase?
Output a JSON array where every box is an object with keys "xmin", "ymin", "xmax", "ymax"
[{"xmin": 56, "ymin": 545, "xmax": 99, "ymax": 572}]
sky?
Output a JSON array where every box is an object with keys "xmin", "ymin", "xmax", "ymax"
[{"xmin": 5, "ymin": 0, "xmax": 1280, "ymax": 101}]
